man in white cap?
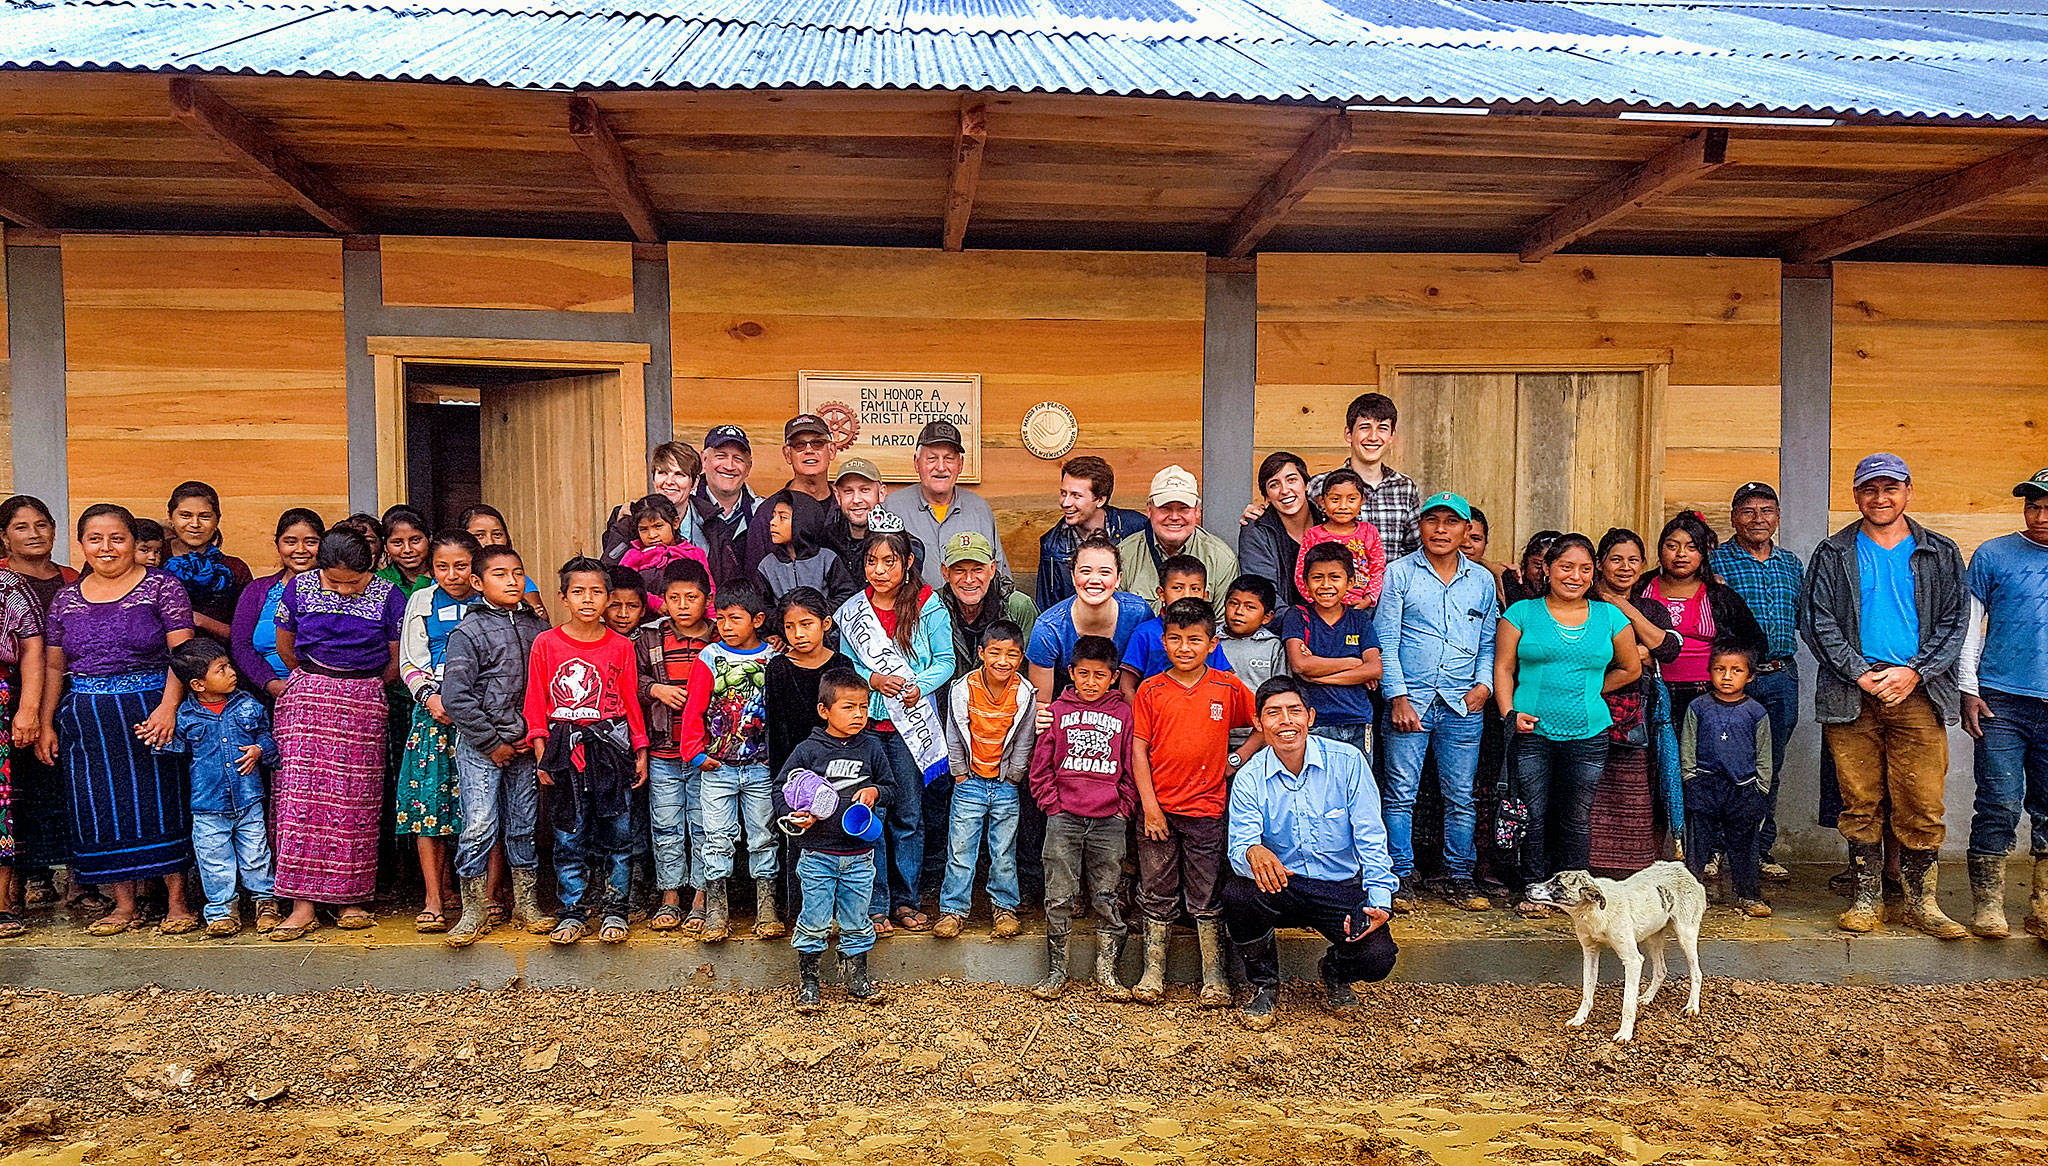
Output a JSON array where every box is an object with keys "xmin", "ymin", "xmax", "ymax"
[
  {"xmin": 1119, "ymin": 465, "xmax": 1240, "ymax": 613},
  {"xmin": 1800, "ymin": 451, "xmax": 1968, "ymax": 937},
  {"xmin": 886, "ymin": 420, "xmax": 1008, "ymax": 587}
]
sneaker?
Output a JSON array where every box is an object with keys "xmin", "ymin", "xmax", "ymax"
[
  {"xmin": 253, "ymin": 898, "xmax": 283, "ymax": 933},
  {"xmin": 205, "ymin": 907, "xmax": 242, "ymax": 938},
  {"xmin": 1760, "ymin": 861, "xmax": 1792, "ymax": 882},
  {"xmin": 989, "ymin": 909, "xmax": 1021, "ymax": 939},
  {"xmin": 932, "ymin": 913, "xmax": 964, "ymax": 939},
  {"xmin": 1445, "ymin": 879, "xmax": 1491, "ymax": 912},
  {"xmin": 1739, "ymin": 898, "xmax": 1774, "ymax": 918},
  {"xmin": 1390, "ymin": 877, "xmax": 1417, "ymax": 915}
]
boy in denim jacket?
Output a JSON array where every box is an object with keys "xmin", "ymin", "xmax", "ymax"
[{"xmin": 163, "ymin": 639, "xmax": 279, "ymax": 937}]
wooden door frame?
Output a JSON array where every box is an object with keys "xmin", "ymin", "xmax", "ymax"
[
  {"xmin": 367, "ymin": 336, "xmax": 651, "ymax": 516},
  {"xmin": 1374, "ymin": 348, "xmax": 1671, "ymax": 538}
]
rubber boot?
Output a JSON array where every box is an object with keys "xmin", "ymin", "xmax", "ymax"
[
  {"xmin": 1235, "ymin": 930, "xmax": 1281, "ymax": 1030},
  {"xmin": 444, "ymin": 875, "xmax": 492, "ymax": 949},
  {"xmin": 1094, "ymin": 930, "xmax": 1131, "ymax": 1001},
  {"xmin": 1901, "ymin": 848, "xmax": 1969, "ymax": 939},
  {"xmin": 2026, "ymin": 855, "xmax": 2048, "ymax": 940},
  {"xmin": 701, "ymin": 878, "xmax": 730, "ymax": 942},
  {"xmin": 754, "ymin": 877, "xmax": 786, "ymax": 939},
  {"xmin": 795, "ymin": 951, "xmax": 823, "ymax": 1014},
  {"xmin": 1838, "ymin": 840, "xmax": 1882, "ymax": 933},
  {"xmin": 510, "ymin": 867, "xmax": 556, "ymax": 935},
  {"xmin": 1030, "ymin": 927, "xmax": 1071, "ymax": 1000},
  {"xmin": 842, "ymin": 952, "xmax": 884, "ymax": 1004},
  {"xmin": 1968, "ymin": 854, "xmax": 2010, "ymax": 939},
  {"xmin": 1195, "ymin": 919, "xmax": 1231, "ymax": 1009},
  {"xmin": 1320, "ymin": 955, "xmax": 1361, "ymax": 1015},
  {"xmin": 1130, "ymin": 919, "xmax": 1170, "ymax": 1005}
]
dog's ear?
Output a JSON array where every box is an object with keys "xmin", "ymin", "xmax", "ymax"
[
  {"xmin": 1587, "ymin": 886, "xmax": 1606, "ymax": 910},
  {"xmin": 1658, "ymin": 886, "xmax": 1675, "ymax": 913}
]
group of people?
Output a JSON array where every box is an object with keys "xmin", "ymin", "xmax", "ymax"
[{"xmin": 0, "ymin": 391, "xmax": 2043, "ymax": 1027}]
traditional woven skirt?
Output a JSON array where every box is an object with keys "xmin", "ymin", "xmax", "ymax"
[
  {"xmin": 57, "ymin": 677, "xmax": 193, "ymax": 883},
  {"xmin": 394, "ymin": 701, "xmax": 460, "ymax": 838},
  {"xmin": 7, "ymin": 673, "xmax": 68, "ymax": 869},
  {"xmin": 1588, "ymin": 744, "xmax": 1659, "ymax": 875},
  {"xmin": 272, "ymin": 672, "xmax": 386, "ymax": 903},
  {"xmin": 0, "ymin": 676, "xmax": 12, "ymax": 863}
]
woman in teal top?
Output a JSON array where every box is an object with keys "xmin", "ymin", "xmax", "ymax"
[{"xmin": 1492, "ymin": 532, "xmax": 1641, "ymax": 915}]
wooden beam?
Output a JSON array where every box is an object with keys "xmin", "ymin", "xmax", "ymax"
[
  {"xmin": 168, "ymin": 77, "xmax": 365, "ymax": 234},
  {"xmin": 0, "ymin": 169, "xmax": 59, "ymax": 229},
  {"xmin": 1781, "ymin": 136, "xmax": 2048, "ymax": 263},
  {"xmin": 1518, "ymin": 128, "xmax": 1728, "ymax": 263},
  {"xmin": 1220, "ymin": 113, "xmax": 1352, "ymax": 259},
  {"xmin": 568, "ymin": 95, "xmax": 663, "ymax": 245},
  {"xmin": 942, "ymin": 102, "xmax": 988, "ymax": 252}
]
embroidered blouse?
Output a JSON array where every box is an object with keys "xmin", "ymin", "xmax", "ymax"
[
  {"xmin": 274, "ymin": 570, "xmax": 406, "ymax": 674},
  {"xmin": 46, "ymin": 570, "xmax": 194, "ymax": 677}
]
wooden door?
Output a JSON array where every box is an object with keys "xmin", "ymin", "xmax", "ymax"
[{"xmin": 479, "ymin": 371, "xmax": 617, "ymax": 587}]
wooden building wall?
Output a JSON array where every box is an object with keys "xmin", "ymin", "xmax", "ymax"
[
  {"xmin": 1255, "ymin": 253, "xmax": 1782, "ymax": 549},
  {"xmin": 668, "ymin": 243, "xmax": 1208, "ymax": 581},
  {"xmin": 0, "ymin": 226, "xmax": 10, "ymax": 494},
  {"xmin": 61, "ymin": 236, "xmax": 349, "ymax": 563},
  {"xmin": 1831, "ymin": 262, "xmax": 2048, "ymax": 555},
  {"xmin": 380, "ymin": 236, "xmax": 635, "ymax": 313}
]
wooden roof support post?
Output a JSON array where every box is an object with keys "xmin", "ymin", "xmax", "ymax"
[
  {"xmin": 1780, "ymin": 136, "xmax": 2048, "ymax": 263},
  {"xmin": 568, "ymin": 95, "xmax": 663, "ymax": 245},
  {"xmin": 1518, "ymin": 128, "xmax": 1727, "ymax": 263},
  {"xmin": 0, "ymin": 169, "xmax": 59, "ymax": 229},
  {"xmin": 1221, "ymin": 112, "xmax": 1352, "ymax": 259},
  {"xmin": 943, "ymin": 101, "xmax": 987, "ymax": 252},
  {"xmin": 168, "ymin": 77, "xmax": 365, "ymax": 234}
]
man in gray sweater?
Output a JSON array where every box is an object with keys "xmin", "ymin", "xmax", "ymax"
[{"xmin": 886, "ymin": 420, "xmax": 1009, "ymax": 588}]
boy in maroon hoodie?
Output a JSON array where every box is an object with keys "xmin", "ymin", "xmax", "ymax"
[{"xmin": 1026, "ymin": 634, "xmax": 1137, "ymax": 1000}]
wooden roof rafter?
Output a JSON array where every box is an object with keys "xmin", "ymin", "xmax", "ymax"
[
  {"xmin": 1220, "ymin": 111, "xmax": 1352, "ymax": 258},
  {"xmin": 0, "ymin": 168, "xmax": 60, "ymax": 229},
  {"xmin": 167, "ymin": 77, "xmax": 365, "ymax": 234},
  {"xmin": 568, "ymin": 95, "xmax": 663, "ymax": 245},
  {"xmin": 943, "ymin": 98, "xmax": 988, "ymax": 252},
  {"xmin": 1517, "ymin": 127, "xmax": 1729, "ymax": 263},
  {"xmin": 1781, "ymin": 136, "xmax": 2048, "ymax": 263}
]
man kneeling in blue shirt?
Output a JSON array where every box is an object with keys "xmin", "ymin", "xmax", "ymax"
[{"xmin": 1224, "ymin": 677, "xmax": 1399, "ymax": 1029}]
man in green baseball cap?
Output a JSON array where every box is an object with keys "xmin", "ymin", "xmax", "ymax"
[
  {"xmin": 937, "ymin": 531, "xmax": 1039, "ymax": 683},
  {"xmin": 1418, "ymin": 491, "xmax": 1472, "ymax": 522}
]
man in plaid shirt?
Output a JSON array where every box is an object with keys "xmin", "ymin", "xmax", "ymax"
[
  {"xmin": 1709, "ymin": 481, "xmax": 1805, "ymax": 880},
  {"xmin": 1307, "ymin": 393, "xmax": 1421, "ymax": 559}
]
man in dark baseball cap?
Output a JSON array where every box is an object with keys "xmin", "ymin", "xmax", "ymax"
[
  {"xmin": 693, "ymin": 425, "xmax": 758, "ymax": 588},
  {"xmin": 915, "ymin": 420, "xmax": 965, "ymax": 451},
  {"xmin": 886, "ymin": 418, "xmax": 1004, "ymax": 586},
  {"xmin": 1710, "ymin": 479, "xmax": 1802, "ymax": 881},
  {"xmin": 740, "ymin": 414, "xmax": 843, "ymax": 578}
]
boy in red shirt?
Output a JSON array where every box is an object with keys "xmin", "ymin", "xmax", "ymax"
[
  {"xmin": 523, "ymin": 556, "xmax": 650, "ymax": 946},
  {"xmin": 1131, "ymin": 597, "xmax": 1261, "ymax": 1009}
]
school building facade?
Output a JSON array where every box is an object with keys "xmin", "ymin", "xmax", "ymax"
[{"xmin": 1, "ymin": 2, "xmax": 2044, "ymax": 858}]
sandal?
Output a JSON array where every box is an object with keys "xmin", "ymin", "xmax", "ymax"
[
  {"xmin": 23, "ymin": 881, "xmax": 57, "ymax": 910},
  {"xmin": 85, "ymin": 915, "xmax": 137, "ymax": 937},
  {"xmin": 70, "ymin": 891, "xmax": 114, "ymax": 913},
  {"xmin": 487, "ymin": 902, "xmax": 509, "ymax": 926},
  {"xmin": 549, "ymin": 917, "xmax": 588, "ymax": 946},
  {"xmin": 266, "ymin": 918, "xmax": 321, "ymax": 942},
  {"xmin": 415, "ymin": 910, "xmax": 449, "ymax": 934},
  {"xmin": 0, "ymin": 913, "xmax": 27, "ymax": 939},
  {"xmin": 599, "ymin": 915, "xmax": 629, "ymax": 944},
  {"xmin": 680, "ymin": 909, "xmax": 705, "ymax": 937},
  {"xmin": 156, "ymin": 916, "xmax": 202, "ymax": 936},
  {"xmin": 649, "ymin": 904, "xmax": 685, "ymax": 932},
  {"xmin": 891, "ymin": 906, "xmax": 932, "ymax": 933},
  {"xmin": 871, "ymin": 913, "xmax": 895, "ymax": 937},
  {"xmin": 334, "ymin": 910, "xmax": 376, "ymax": 930}
]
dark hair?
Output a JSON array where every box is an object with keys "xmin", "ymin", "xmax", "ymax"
[
  {"xmin": 861, "ymin": 530, "xmax": 921, "ymax": 651},
  {"xmin": 606, "ymin": 564, "xmax": 646, "ymax": 598},
  {"xmin": 133, "ymin": 518, "xmax": 167, "ymax": 544},
  {"xmin": 337, "ymin": 512, "xmax": 386, "ymax": 549},
  {"xmin": 1658, "ymin": 511, "xmax": 1720, "ymax": 578},
  {"xmin": 661, "ymin": 557, "xmax": 712, "ymax": 595},
  {"xmin": 275, "ymin": 507, "xmax": 325, "ymax": 541},
  {"xmin": 1596, "ymin": 527, "xmax": 1646, "ymax": 563},
  {"xmin": 471, "ymin": 544, "xmax": 523, "ymax": 576},
  {"xmin": 0, "ymin": 495, "xmax": 56, "ymax": 534},
  {"xmin": 77, "ymin": 502, "xmax": 138, "ymax": 541},
  {"xmin": 457, "ymin": 504, "xmax": 510, "ymax": 544},
  {"xmin": 167, "ymin": 480, "xmax": 221, "ymax": 518},
  {"xmin": 380, "ymin": 505, "xmax": 428, "ymax": 538},
  {"xmin": 630, "ymin": 494, "xmax": 681, "ymax": 530},
  {"xmin": 776, "ymin": 585, "xmax": 831, "ymax": 628},
  {"xmin": 1072, "ymin": 530, "xmax": 1122, "ymax": 578},
  {"xmin": 1257, "ymin": 451, "xmax": 1310, "ymax": 493},
  {"xmin": 1225, "ymin": 574, "xmax": 1278, "ymax": 613},
  {"xmin": 817, "ymin": 665, "xmax": 870, "ymax": 707},
  {"xmin": 1070, "ymin": 634, "xmax": 1120, "ymax": 672},
  {"xmin": 716, "ymin": 577, "xmax": 770, "ymax": 619},
  {"xmin": 1060, "ymin": 455, "xmax": 1115, "ymax": 502},
  {"xmin": 1468, "ymin": 505, "xmax": 1489, "ymax": 535},
  {"xmin": 1709, "ymin": 640, "xmax": 1758, "ymax": 671},
  {"xmin": 1543, "ymin": 532, "xmax": 1597, "ymax": 569},
  {"xmin": 1345, "ymin": 392, "xmax": 1398, "ymax": 431},
  {"xmin": 557, "ymin": 555, "xmax": 608, "ymax": 593},
  {"xmin": 1303, "ymin": 541, "xmax": 1355, "ymax": 579},
  {"xmin": 1160, "ymin": 596, "xmax": 1218, "ymax": 637},
  {"xmin": 1319, "ymin": 467, "xmax": 1366, "ymax": 498},
  {"xmin": 979, "ymin": 619, "xmax": 1024, "ymax": 651},
  {"xmin": 1254, "ymin": 675, "xmax": 1308, "ymax": 714},
  {"xmin": 316, "ymin": 528, "xmax": 375, "ymax": 572},
  {"xmin": 1522, "ymin": 530, "xmax": 1563, "ymax": 565},
  {"xmin": 1158, "ymin": 553, "xmax": 1207, "ymax": 587},
  {"xmin": 428, "ymin": 530, "xmax": 482, "ymax": 565},
  {"xmin": 171, "ymin": 638, "xmax": 229, "ymax": 687}
]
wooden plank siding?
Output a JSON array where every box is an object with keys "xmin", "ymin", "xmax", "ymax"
[
  {"xmin": 379, "ymin": 236, "xmax": 636, "ymax": 312},
  {"xmin": 668, "ymin": 243, "xmax": 1207, "ymax": 582},
  {"xmin": 1831, "ymin": 263, "xmax": 2048, "ymax": 554},
  {"xmin": 1255, "ymin": 253, "xmax": 1782, "ymax": 547},
  {"xmin": 0, "ymin": 224, "xmax": 10, "ymax": 493},
  {"xmin": 61, "ymin": 235, "xmax": 348, "ymax": 563}
]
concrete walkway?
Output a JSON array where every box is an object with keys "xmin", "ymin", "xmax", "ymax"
[{"xmin": 2, "ymin": 866, "xmax": 2043, "ymax": 994}]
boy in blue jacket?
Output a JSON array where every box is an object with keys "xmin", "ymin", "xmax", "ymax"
[{"xmin": 163, "ymin": 639, "xmax": 279, "ymax": 937}]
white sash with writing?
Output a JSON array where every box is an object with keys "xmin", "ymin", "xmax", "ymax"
[{"xmin": 834, "ymin": 591, "xmax": 950, "ymax": 784}]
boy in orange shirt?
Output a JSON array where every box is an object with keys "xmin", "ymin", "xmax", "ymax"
[{"xmin": 1131, "ymin": 597, "xmax": 1262, "ymax": 1009}]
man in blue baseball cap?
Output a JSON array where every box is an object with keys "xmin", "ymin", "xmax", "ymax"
[
  {"xmin": 691, "ymin": 424, "xmax": 760, "ymax": 587},
  {"xmin": 1800, "ymin": 452, "xmax": 1968, "ymax": 937}
]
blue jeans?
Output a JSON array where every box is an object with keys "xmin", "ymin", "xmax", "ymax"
[
  {"xmin": 938, "ymin": 778, "xmax": 1021, "ymax": 916},
  {"xmin": 872, "ymin": 730, "xmax": 927, "ymax": 916},
  {"xmin": 552, "ymin": 806, "xmax": 633, "ymax": 923},
  {"xmin": 452, "ymin": 738, "xmax": 539, "ymax": 879},
  {"xmin": 1747, "ymin": 665, "xmax": 1799, "ymax": 859},
  {"xmin": 1311, "ymin": 720, "xmax": 1374, "ymax": 757},
  {"xmin": 1969, "ymin": 688, "xmax": 2048, "ymax": 858},
  {"xmin": 699, "ymin": 761, "xmax": 776, "ymax": 882},
  {"xmin": 1383, "ymin": 697, "xmax": 1484, "ymax": 879},
  {"xmin": 793, "ymin": 849, "xmax": 878, "ymax": 956},
  {"xmin": 647, "ymin": 756, "xmax": 707, "ymax": 891},
  {"xmin": 1513, "ymin": 732, "xmax": 1610, "ymax": 884},
  {"xmin": 191, "ymin": 801, "xmax": 274, "ymax": 921}
]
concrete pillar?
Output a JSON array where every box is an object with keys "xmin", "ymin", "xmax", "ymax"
[
  {"xmin": 1201, "ymin": 265, "xmax": 1257, "ymax": 542},
  {"xmin": 1776, "ymin": 272, "xmax": 1833, "ymax": 860},
  {"xmin": 634, "ymin": 253, "xmax": 673, "ymax": 449},
  {"xmin": 5, "ymin": 243, "xmax": 68, "ymax": 528}
]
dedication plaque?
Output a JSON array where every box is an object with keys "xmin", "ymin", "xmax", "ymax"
[{"xmin": 798, "ymin": 371, "xmax": 982, "ymax": 483}]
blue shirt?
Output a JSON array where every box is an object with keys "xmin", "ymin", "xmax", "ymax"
[
  {"xmin": 1373, "ymin": 550, "xmax": 1498, "ymax": 711},
  {"xmin": 1709, "ymin": 542, "xmax": 1804, "ymax": 662},
  {"xmin": 1118, "ymin": 616, "xmax": 1233, "ymax": 680},
  {"xmin": 1280, "ymin": 604, "xmax": 1380, "ymax": 725},
  {"xmin": 1027, "ymin": 590, "xmax": 1156, "ymax": 677},
  {"xmin": 1228, "ymin": 735, "xmax": 1398, "ymax": 909},
  {"xmin": 1967, "ymin": 532, "xmax": 2048, "ymax": 700},
  {"xmin": 1858, "ymin": 531, "xmax": 1920, "ymax": 667}
]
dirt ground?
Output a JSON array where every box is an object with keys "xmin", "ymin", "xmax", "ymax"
[{"xmin": 2, "ymin": 977, "xmax": 2047, "ymax": 1165}]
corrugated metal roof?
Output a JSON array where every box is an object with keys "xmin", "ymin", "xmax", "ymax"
[{"xmin": 4, "ymin": 0, "xmax": 2048, "ymax": 120}]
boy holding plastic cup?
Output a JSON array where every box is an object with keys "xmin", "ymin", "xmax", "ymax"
[{"xmin": 774, "ymin": 667, "xmax": 895, "ymax": 1012}]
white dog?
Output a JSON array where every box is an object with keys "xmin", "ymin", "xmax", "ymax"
[{"xmin": 1525, "ymin": 862, "xmax": 1705, "ymax": 1042}]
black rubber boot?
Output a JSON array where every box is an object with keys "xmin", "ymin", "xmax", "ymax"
[
  {"xmin": 1320, "ymin": 955, "xmax": 1360, "ymax": 1014},
  {"xmin": 1838, "ymin": 840, "xmax": 1882, "ymax": 933},
  {"xmin": 1901, "ymin": 848, "xmax": 1969, "ymax": 939},
  {"xmin": 1031, "ymin": 927, "xmax": 1071, "ymax": 1000},
  {"xmin": 702, "ymin": 878, "xmax": 730, "ymax": 942},
  {"xmin": 1235, "ymin": 930, "xmax": 1281, "ymax": 1030},
  {"xmin": 842, "ymin": 952, "xmax": 885, "ymax": 1004},
  {"xmin": 795, "ymin": 951, "xmax": 823, "ymax": 1013}
]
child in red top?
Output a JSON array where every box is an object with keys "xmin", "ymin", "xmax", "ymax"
[
  {"xmin": 1130, "ymin": 597, "xmax": 1261, "ymax": 1009},
  {"xmin": 524, "ymin": 556, "xmax": 648, "ymax": 947},
  {"xmin": 1294, "ymin": 467, "xmax": 1387, "ymax": 610}
]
